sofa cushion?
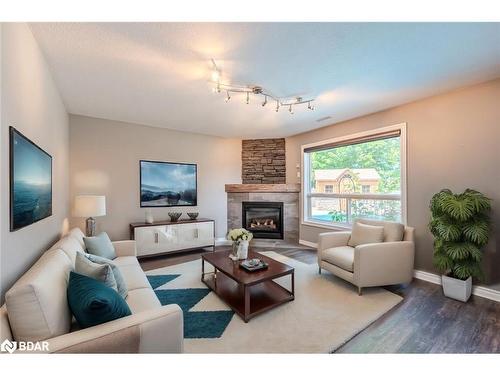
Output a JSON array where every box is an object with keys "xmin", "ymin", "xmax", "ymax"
[
  {"xmin": 117, "ymin": 264, "xmax": 151, "ymax": 291},
  {"xmin": 75, "ymin": 252, "xmax": 118, "ymax": 291},
  {"xmin": 5, "ymin": 249, "xmax": 72, "ymax": 342},
  {"xmin": 86, "ymin": 254, "xmax": 128, "ymax": 298},
  {"xmin": 84, "ymin": 232, "xmax": 116, "ymax": 260},
  {"xmin": 112, "ymin": 256, "xmax": 140, "ymax": 268},
  {"xmin": 51, "ymin": 235, "xmax": 86, "ymax": 266},
  {"xmin": 348, "ymin": 222, "xmax": 384, "ymax": 247},
  {"xmin": 67, "ymin": 272, "xmax": 131, "ymax": 329},
  {"xmin": 322, "ymin": 246, "xmax": 355, "ymax": 272},
  {"xmin": 356, "ymin": 218, "xmax": 405, "ymax": 242},
  {"xmin": 125, "ymin": 288, "xmax": 161, "ymax": 314}
]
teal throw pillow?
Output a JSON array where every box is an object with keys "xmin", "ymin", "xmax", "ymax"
[
  {"xmin": 83, "ymin": 232, "xmax": 117, "ymax": 260},
  {"xmin": 85, "ymin": 253, "xmax": 128, "ymax": 298},
  {"xmin": 67, "ymin": 272, "xmax": 131, "ymax": 329}
]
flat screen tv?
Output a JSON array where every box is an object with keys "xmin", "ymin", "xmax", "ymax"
[
  {"xmin": 140, "ymin": 160, "xmax": 197, "ymax": 207},
  {"xmin": 10, "ymin": 126, "xmax": 52, "ymax": 231}
]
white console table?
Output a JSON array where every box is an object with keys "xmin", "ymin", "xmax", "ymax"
[{"xmin": 130, "ymin": 218, "xmax": 215, "ymax": 257}]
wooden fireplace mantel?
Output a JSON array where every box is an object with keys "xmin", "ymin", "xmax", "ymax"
[{"xmin": 225, "ymin": 184, "xmax": 301, "ymax": 193}]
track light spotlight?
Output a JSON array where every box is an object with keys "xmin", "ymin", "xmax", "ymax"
[
  {"xmin": 246, "ymin": 92, "xmax": 250, "ymax": 104},
  {"xmin": 262, "ymin": 95, "xmax": 268, "ymax": 107},
  {"xmin": 276, "ymin": 101, "xmax": 280, "ymax": 112},
  {"xmin": 211, "ymin": 69, "xmax": 220, "ymax": 82},
  {"xmin": 225, "ymin": 91, "xmax": 231, "ymax": 102}
]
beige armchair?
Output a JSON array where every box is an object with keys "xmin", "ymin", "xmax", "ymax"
[{"xmin": 317, "ymin": 219, "xmax": 415, "ymax": 295}]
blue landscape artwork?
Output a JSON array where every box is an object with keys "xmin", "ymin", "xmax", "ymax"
[
  {"xmin": 10, "ymin": 127, "xmax": 52, "ymax": 231},
  {"xmin": 140, "ymin": 160, "xmax": 197, "ymax": 207}
]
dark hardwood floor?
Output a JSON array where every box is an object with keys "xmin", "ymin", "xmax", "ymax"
[{"xmin": 139, "ymin": 245, "xmax": 500, "ymax": 353}]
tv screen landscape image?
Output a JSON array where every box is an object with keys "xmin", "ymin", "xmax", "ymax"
[
  {"xmin": 140, "ymin": 160, "xmax": 197, "ymax": 207},
  {"xmin": 10, "ymin": 127, "xmax": 52, "ymax": 231}
]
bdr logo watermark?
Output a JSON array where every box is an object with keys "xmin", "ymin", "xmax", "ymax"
[{"xmin": 1, "ymin": 339, "xmax": 49, "ymax": 353}]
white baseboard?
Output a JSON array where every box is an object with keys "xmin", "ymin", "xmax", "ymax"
[
  {"xmin": 413, "ymin": 270, "xmax": 441, "ymax": 285},
  {"xmin": 299, "ymin": 239, "xmax": 317, "ymax": 248},
  {"xmin": 413, "ymin": 269, "xmax": 500, "ymax": 303},
  {"xmin": 215, "ymin": 238, "xmax": 231, "ymax": 246}
]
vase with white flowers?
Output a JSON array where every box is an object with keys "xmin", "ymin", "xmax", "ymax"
[{"xmin": 226, "ymin": 228, "xmax": 253, "ymax": 260}]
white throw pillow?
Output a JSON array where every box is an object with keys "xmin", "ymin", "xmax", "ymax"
[
  {"xmin": 75, "ymin": 252, "xmax": 118, "ymax": 291},
  {"xmin": 348, "ymin": 222, "xmax": 385, "ymax": 247}
]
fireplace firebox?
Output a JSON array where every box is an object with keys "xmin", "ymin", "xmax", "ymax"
[{"xmin": 242, "ymin": 201, "xmax": 284, "ymax": 239}]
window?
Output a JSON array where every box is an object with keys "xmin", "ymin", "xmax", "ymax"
[{"xmin": 302, "ymin": 124, "xmax": 406, "ymax": 228}]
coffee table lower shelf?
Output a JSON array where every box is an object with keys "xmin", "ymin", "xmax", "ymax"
[{"xmin": 202, "ymin": 272, "xmax": 294, "ymax": 322}]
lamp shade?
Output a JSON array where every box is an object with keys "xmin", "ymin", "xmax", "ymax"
[{"xmin": 74, "ymin": 195, "xmax": 106, "ymax": 217}]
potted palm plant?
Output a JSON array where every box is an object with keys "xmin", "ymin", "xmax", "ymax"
[{"xmin": 429, "ymin": 189, "xmax": 491, "ymax": 302}]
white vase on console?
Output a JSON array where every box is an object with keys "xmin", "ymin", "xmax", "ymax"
[
  {"xmin": 145, "ymin": 209, "xmax": 154, "ymax": 224},
  {"xmin": 237, "ymin": 240, "xmax": 249, "ymax": 260}
]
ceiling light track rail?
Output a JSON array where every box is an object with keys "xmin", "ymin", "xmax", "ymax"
[{"xmin": 210, "ymin": 59, "xmax": 315, "ymax": 114}]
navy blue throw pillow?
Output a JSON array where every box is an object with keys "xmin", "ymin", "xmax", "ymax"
[{"xmin": 67, "ymin": 271, "xmax": 131, "ymax": 329}]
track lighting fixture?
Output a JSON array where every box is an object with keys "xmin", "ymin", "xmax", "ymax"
[{"xmin": 209, "ymin": 59, "xmax": 316, "ymax": 113}]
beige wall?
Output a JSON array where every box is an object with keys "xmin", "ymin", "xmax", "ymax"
[
  {"xmin": 69, "ymin": 115, "xmax": 241, "ymax": 240},
  {"xmin": 1, "ymin": 23, "xmax": 69, "ymax": 302},
  {"xmin": 286, "ymin": 79, "xmax": 500, "ymax": 286}
]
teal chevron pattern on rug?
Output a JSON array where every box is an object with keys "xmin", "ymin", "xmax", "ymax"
[{"xmin": 147, "ymin": 274, "xmax": 234, "ymax": 339}]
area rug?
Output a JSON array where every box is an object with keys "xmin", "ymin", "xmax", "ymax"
[{"xmin": 146, "ymin": 251, "xmax": 402, "ymax": 353}]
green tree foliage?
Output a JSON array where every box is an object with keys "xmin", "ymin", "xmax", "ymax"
[
  {"xmin": 429, "ymin": 189, "xmax": 491, "ymax": 280},
  {"xmin": 311, "ymin": 138, "xmax": 400, "ymax": 193}
]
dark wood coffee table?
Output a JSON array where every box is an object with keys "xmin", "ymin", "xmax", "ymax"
[{"xmin": 201, "ymin": 250, "xmax": 294, "ymax": 322}]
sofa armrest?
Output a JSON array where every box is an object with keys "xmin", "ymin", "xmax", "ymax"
[
  {"xmin": 46, "ymin": 304, "xmax": 183, "ymax": 353},
  {"xmin": 317, "ymin": 231, "xmax": 351, "ymax": 263},
  {"xmin": 354, "ymin": 241, "xmax": 415, "ymax": 287},
  {"xmin": 113, "ymin": 240, "xmax": 137, "ymax": 257}
]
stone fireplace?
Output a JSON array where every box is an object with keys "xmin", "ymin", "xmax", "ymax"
[
  {"xmin": 225, "ymin": 184, "xmax": 300, "ymax": 245},
  {"xmin": 225, "ymin": 138, "xmax": 300, "ymax": 245}
]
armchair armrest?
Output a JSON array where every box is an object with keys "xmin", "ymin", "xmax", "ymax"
[
  {"xmin": 113, "ymin": 240, "xmax": 137, "ymax": 257},
  {"xmin": 317, "ymin": 231, "xmax": 351, "ymax": 264},
  {"xmin": 46, "ymin": 304, "xmax": 183, "ymax": 353},
  {"xmin": 354, "ymin": 241, "xmax": 415, "ymax": 287}
]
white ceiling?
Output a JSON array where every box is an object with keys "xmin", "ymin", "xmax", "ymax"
[{"xmin": 30, "ymin": 23, "xmax": 500, "ymax": 138}]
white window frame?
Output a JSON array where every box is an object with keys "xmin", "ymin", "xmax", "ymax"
[{"xmin": 301, "ymin": 123, "xmax": 407, "ymax": 230}]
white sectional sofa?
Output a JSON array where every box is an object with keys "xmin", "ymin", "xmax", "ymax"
[{"xmin": 0, "ymin": 228, "xmax": 183, "ymax": 353}]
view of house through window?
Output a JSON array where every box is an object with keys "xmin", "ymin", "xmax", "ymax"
[{"xmin": 304, "ymin": 130, "xmax": 403, "ymax": 226}]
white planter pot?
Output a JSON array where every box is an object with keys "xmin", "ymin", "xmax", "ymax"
[
  {"xmin": 237, "ymin": 240, "xmax": 249, "ymax": 260},
  {"xmin": 441, "ymin": 275, "xmax": 472, "ymax": 302}
]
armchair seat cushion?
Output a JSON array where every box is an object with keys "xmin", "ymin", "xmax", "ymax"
[{"xmin": 322, "ymin": 246, "xmax": 354, "ymax": 272}]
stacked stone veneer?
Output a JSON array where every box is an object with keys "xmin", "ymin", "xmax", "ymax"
[{"xmin": 242, "ymin": 138, "xmax": 286, "ymax": 184}]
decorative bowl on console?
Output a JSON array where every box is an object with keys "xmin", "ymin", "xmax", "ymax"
[
  {"xmin": 168, "ymin": 212, "xmax": 182, "ymax": 222},
  {"xmin": 187, "ymin": 212, "xmax": 199, "ymax": 220}
]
